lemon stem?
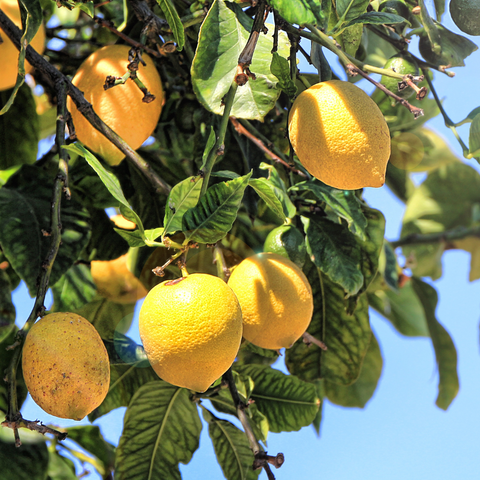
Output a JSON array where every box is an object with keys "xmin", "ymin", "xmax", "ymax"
[
  {"xmin": 3, "ymin": 80, "xmax": 71, "ymax": 446},
  {"xmin": 213, "ymin": 244, "xmax": 229, "ymax": 282}
]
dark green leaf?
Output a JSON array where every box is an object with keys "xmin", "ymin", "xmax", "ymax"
[
  {"xmin": 462, "ymin": 106, "xmax": 480, "ymax": 124},
  {"xmin": 202, "ymin": 408, "xmax": 259, "ymax": 480},
  {"xmin": 259, "ymin": 163, "xmax": 296, "ymax": 218},
  {"xmin": 233, "ymin": 364, "xmax": 320, "ymax": 433},
  {"xmin": 115, "ymin": 382, "xmax": 202, "ymax": 480},
  {"xmin": 290, "ymin": 181, "xmax": 367, "ymax": 240},
  {"xmin": 51, "ymin": 263, "xmax": 97, "ymax": 312},
  {"xmin": 267, "ymin": 0, "xmax": 324, "ymax": 25},
  {"xmin": 191, "ymin": 0, "xmax": 290, "ymax": 120},
  {"xmin": 0, "ymin": 427, "xmax": 49, "ymax": 480},
  {"xmin": 312, "ymin": 381, "xmax": 325, "ymax": 435},
  {"xmin": 249, "ymin": 177, "xmax": 286, "ymax": 221},
  {"xmin": 270, "ymin": 52, "xmax": 297, "ymax": 99},
  {"xmin": 468, "ymin": 113, "xmax": 480, "ymax": 160},
  {"xmin": 46, "ymin": 450, "xmax": 77, "ymax": 480},
  {"xmin": 182, "ymin": 172, "xmax": 252, "ymax": 244},
  {"xmin": 156, "ymin": 0, "xmax": 185, "ymax": 51},
  {"xmin": 0, "ymin": 269, "xmax": 15, "ymax": 343},
  {"xmin": 200, "ymin": 127, "xmax": 216, "ymax": 171},
  {"xmin": 342, "ymin": 11, "xmax": 407, "ymax": 29},
  {"xmin": 334, "ymin": 0, "xmax": 369, "ymax": 24},
  {"xmin": 104, "ymin": 331, "xmax": 149, "ymax": 366},
  {"xmin": 434, "ymin": 0, "xmax": 446, "ymax": 18},
  {"xmin": 285, "ymin": 262, "xmax": 371, "ymax": 385},
  {"xmin": 411, "ymin": 278, "xmax": 459, "ymax": 410},
  {"xmin": 310, "ymin": 43, "xmax": 332, "ymax": 82},
  {"xmin": 0, "ymin": 165, "xmax": 91, "ymax": 295},
  {"xmin": 336, "ymin": 23, "xmax": 363, "ymax": 57},
  {"xmin": 163, "ymin": 176, "xmax": 203, "ymax": 237},
  {"xmin": 114, "ymin": 228, "xmax": 146, "ymax": 247},
  {"xmin": 78, "ymin": 2, "xmax": 94, "ymax": 17},
  {"xmin": 66, "ymin": 426, "xmax": 115, "ymax": 474},
  {"xmin": 301, "ymin": 215, "xmax": 364, "ymax": 296},
  {"xmin": 324, "ymin": 332, "xmax": 383, "ymax": 407},
  {"xmin": 385, "ymin": 162, "xmax": 416, "ymax": 203},
  {"xmin": 0, "ymin": 84, "xmax": 38, "ymax": 169}
]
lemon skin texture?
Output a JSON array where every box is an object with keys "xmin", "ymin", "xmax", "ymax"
[
  {"xmin": 288, "ymin": 80, "xmax": 391, "ymax": 190},
  {"xmin": 228, "ymin": 252, "xmax": 314, "ymax": 350},
  {"xmin": 0, "ymin": 0, "xmax": 46, "ymax": 91},
  {"xmin": 449, "ymin": 0, "xmax": 480, "ymax": 36},
  {"xmin": 139, "ymin": 274, "xmax": 243, "ymax": 392},
  {"xmin": 22, "ymin": 312, "xmax": 110, "ymax": 420},
  {"xmin": 67, "ymin": 45, "xmax": 163, "ymax": 166}
]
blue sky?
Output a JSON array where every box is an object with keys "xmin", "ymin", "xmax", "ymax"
[{"xmin": 9, "ymin": 6, "xmax": 480, "ymax": 480}]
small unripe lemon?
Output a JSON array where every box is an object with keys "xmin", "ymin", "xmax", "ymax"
[
  {"xmin": 67, "ymin": 45, "xmax": 163, "ymax": 165},
  {"xmin": 228, "ymin": 252, "xmax": 314, "ymax": 350},
  {"xmin": 139, "ymin": 274, "xmax": 243, "ymax": 392},
  {"xmin": 449, "ymin": 0, "xmax": 480, "ymax": 36},
  {"xmin": 288, "ymin": 80, "xmax": 391, "ymax": 190},
  {"xmin": 263, "ymin": 224, "xmax": 306, "ymax": 268},
  {"xmin": 0, "ymin": 0, "xmax": 46, "ymax": 91},
  {"xmin": 22, "ymin": 313, "xmax": 110, "ymax": 420}
]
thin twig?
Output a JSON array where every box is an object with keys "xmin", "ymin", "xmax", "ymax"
[
  {"xmin": 1, "ymin": 417, "xmax": 68, "ymax": 442},
  {"xmin": 302, "ymin": 331, "xmax": 328, "ymax": 351}
]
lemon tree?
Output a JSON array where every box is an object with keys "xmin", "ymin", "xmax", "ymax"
[{"xmin": 0, "ymin": 0, "xmax": 479, "ymax": 478}]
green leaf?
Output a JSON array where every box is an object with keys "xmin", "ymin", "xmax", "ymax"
[
  {"xmin": 0, "ymin": 427, "xmax": 49, "ymax": 480},
  {"xmin": 66, "ymin": 426, "xmax": 115, "ymax": 474},
  {"xmin": 310, "ymin": 43, "xmax": 332, "ymax": 82},
  {"xmin": 368, "ymin": 280, "xmax": 429, "ymax": 337},
  {"xmin": 0, "ymin": 84, "xmax": 38, "ymax": 169},
  {"xmin": 312, "ymin": 381, "xmax": 325, "ymax": 435},
  {"xmin": 301, "ymin": 215, "xmax": 365, "ymax": 296},
  {"xmin": 285, "ymin": 262, "xmax": 371, "ymax": 385},
  {"xmin": 0, "ymin": 269, "xmax": 16, "ymax": 343},
  {"xmin": 163, "ymin": 176, "xmax": 203, "ymax": 237},
  {"xmin": 104, "ymin": 331, "xmax": 149, "ymax": 366},
  {"xmin": 270, "ymin": 52, "xmax": 297, "ymax": 99},
  {"xmin": 290, "ymin": 181, "xmax": 367, "ymax": 240},
  {"xmin": 324, "ymin": 332, "xmax": 383, "ymax": 408},
  {"xmin": 385, "ymin": 162, "xmax": 416, "ymax": 203},
  {"xmin": 182, "ymin": 172, "xmax": 252, "ymax": 244},
  {"xmin": 202, "ymin": 408, "xmax": 259, "ymax": 480},
  {"xmin": 0, "ymin": 165, "xmax": 91, "ymax": 296},
  {"xmin": 342, "ymin": 11, "xmax": 407, "ymax": 29},
  {"xmin": 114, "ymin": 228, "xmax": 146, "ymax": 247},
  {"xmin": 267, "ymin": 0, "xmax": 325, "ymax": 26},
  {"xmin": 63, "ymin": 144, "xmax": 144, "ymax": 233},
  {"xmin": 400, "ymin": 162, "xmax": 480, "ymax": 279},
  {"xmin": 233, "ymin": 364, "xmax": 320, "ymax": 433},
  {"xmin": 411, "ymin": 278, "xmax": 459, "ymax": 410},
  {"xmin": 51, "ymin": 263, "xmax": 97, "ymax": 312},
  {"xmin": 249, "ymin": 177, "xmax": 286, "ymax": 221},
  {"xmin": 156, "ymin": 0, "xmax": 185, "ymax": 51},
  {"xmin": 259, "ymin": 162, "xmax": 296, "ymax": 218},
  {"xmin": 468, "ymin": 113, "xmax": 480, "ymax": 160},
  {"xmin": 115, "ymin": 382, "xmax": 202, "ymax": 480},
  {"xmin": 191, "ymin": 0, "xmax": 290, "ymax": 121},
  {"xmin": 334, "ymin": 0, "xmax": 369, "ymax": 25},
  {"xmin": 47, "ymin": 450, "xmax": 77, "ymax": 480},
  {"xmin": 78, "ymin": 1, "xmax": 95, "ymax": 17},
  {"xmin": 335, "ymin": 23, "xmax": 363, "ymax": 57},
  {"xmin": 0, "ymin": 0, "xmax": 43, "ymax": 114},
  {"xmin": 200, "ymin": 127, "xmax": 216, "ymax": 171}
]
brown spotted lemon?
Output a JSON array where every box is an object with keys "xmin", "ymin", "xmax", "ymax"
[
  {"xmin": 22, "ymin": 312, "xmax": 110, "ymax": 420},
  {"xmin": 288, "ymin": 80, "xmax": 391, "ymax": 190},
  {"xmin": 139, "ymin": 273, "xmax": 243, "ymax": 392}
]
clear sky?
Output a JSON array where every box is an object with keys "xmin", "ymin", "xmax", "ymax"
[{"xmin": 10, "ymin": 7, "xmax": 480, "ymax": 480}]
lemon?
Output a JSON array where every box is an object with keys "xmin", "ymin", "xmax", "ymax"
[
  {"xmin": 0, "ymin": 0, "xmax": 46, "ymax": 91},
  {"xmin": 22, "ymin": 312, "xmax": 110, "ymax": 420},
  {"xmin": 381, "ymin": 53, "xmax": 419, "ymax": 100},
  {"xmin": 449, "ymin": 0, "xmax": 480, "ymax": 36},
  {"xmin": 67, "ymin": 45, "xmax": 163, "ymax": 166},
  {"xmin": 288, "ymin": 80, "xmax": 391, "ymax": 190},
  {"xmin": 263, "ymin": 224, "xmax": 306, "ymax": 268},
  {"xmin": 228, "ymin": 252, "xmax": 314, "ymax": 350},
  {"xmin": 139, "ymin": 273, "xmax": 243, "ymax": 392},
  {"xmin": 90, "ymin": 214, "xmax": 147, "ymax": 304}
]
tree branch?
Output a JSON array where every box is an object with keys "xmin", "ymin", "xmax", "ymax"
[{"xmin": 390, "ymin": 225, "xmax": 480, "ymax": 248}]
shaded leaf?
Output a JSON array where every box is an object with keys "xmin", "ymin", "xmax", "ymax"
[
  {"xmin": 157, "ymin": 0, "xmax": 185, "ymax": 51},
  {"xmin": 411, "ymin": 278, "xmax": 459, "ymax": 410},
  {"xmin": 233, "ymin": 364, "xmax": 320, "ymax": 433},
  {"xmin": 0, "ymin": 165, "xmax": 91, "ymax": 296},
  {"xmin": 334, "ymin": 0, "xmax": 369, "ymax": 24},
  {"xmin": 0, "ymin": 269, "xmax": 16, "ymax": 343},
  {"xmin": 342, "ymin": 11, "xmax": 407, "ymax": 29},
  {"xmin": 0, "ymin": 84, "xmax": 38, "ymax": 169},
  {"xmin": 259, "ymin": 163, "xmax": 296, "ymax": 218},
  {"xmin": 324, "ymin": 332, "xmax": 382, "ymax": 408},
  {"xmin": 249, "ymin": 177, "xmax": 286, "ymax": 221},
  {"xmin": 104, "ymin": 331, "xmax": 150, "ymax": 366},
  {"xmin": 115, "ymin": 382, "xmax": 202, "ymax": 480},
  {"xmin": 310, "ymin": 43, "xmax": 332, "ymax": 82},
  {"xmin": 266, "ymin": 0, "xmax": 324, "ymax": 25},
  {"xmin": 202, "ymin": 408, "xmax": 259, "ymax": 480},
  {"xmin": 312, "ymin": 381, "xmax": 325, "ymax": 435},
  {"xmin": 468, "ymin": 113, "xmax": 480, "ymax": 160},
  {"xmin": 270, "ymin": 52, "xmax": 297, "ymax": 99},
  {"xmin": 182, "ymin": 172, "xmax": 252, "ymax": 244},
  {"xmin": 191, "ymin": 0, "xmax": 290, "ymax": 120},
  {"xmin": 285, "ymin": 262, "xmax": 371, "ymax": 385},
  {"xmin": 46, "ymin": 450, "xmax": 77, "ymax": 480},
  {"xmin": 163, "ymin": 175, "xmax": 203, "ymax": 237}
]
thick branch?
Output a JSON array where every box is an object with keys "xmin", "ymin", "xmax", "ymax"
[{"xmin": 0, "ymin": 9, "xmax": 171, "ymax": 195}]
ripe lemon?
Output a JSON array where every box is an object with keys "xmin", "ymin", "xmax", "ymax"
[
  {"xmin": 67, "ymin": 45, "xmax": 163, "ymax": 166},
  {"xmin": 0, "ymin": 0, "xmax": 46, "ymax": 91},
  {"xmin": 288, "ymin": 80, "xmax": 391, "ymax": 190},
  {"xmin": 22, "ymin": 312, "xmax": 110, "ymax": 420},
  {"xmin": 228, "ymin": 252, "xmax": 314, "ymax": 350},
  {"xmin": 449, "ymin": 0, "xmax": 480, "ymax": 36},
  {"xmin": 139, "ymin": 273, "xmax": 243, "ymax": 392},
  {"xmin": 90, "ymin": 215, "xmax": 147, "ymax": 304}
]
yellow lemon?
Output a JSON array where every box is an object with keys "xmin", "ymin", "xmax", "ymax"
[
  {"xmin": 67, "ymin": 44, "xmax": 163, "ymax": 165},
  {"xmin": 288, "ymin": 80, "xmax": 391, "ymax": 190},
  {"xmin": 139, "ymin": 274, "xmax": 243, "ymax": 392},
  {"xmin": 228, "ymin": 252, "xmax": 314, "ymax": 350},
  {"xmin": 90, "ymin": 215, "xmax": 147, "ymax": 304},
  {"xmin": 22, "ymin": 312, "xmax": 110, "ymax": 420},
  {"xmin": 0, "ymin": 0, "xmax": 46, "ymax": 91}
]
